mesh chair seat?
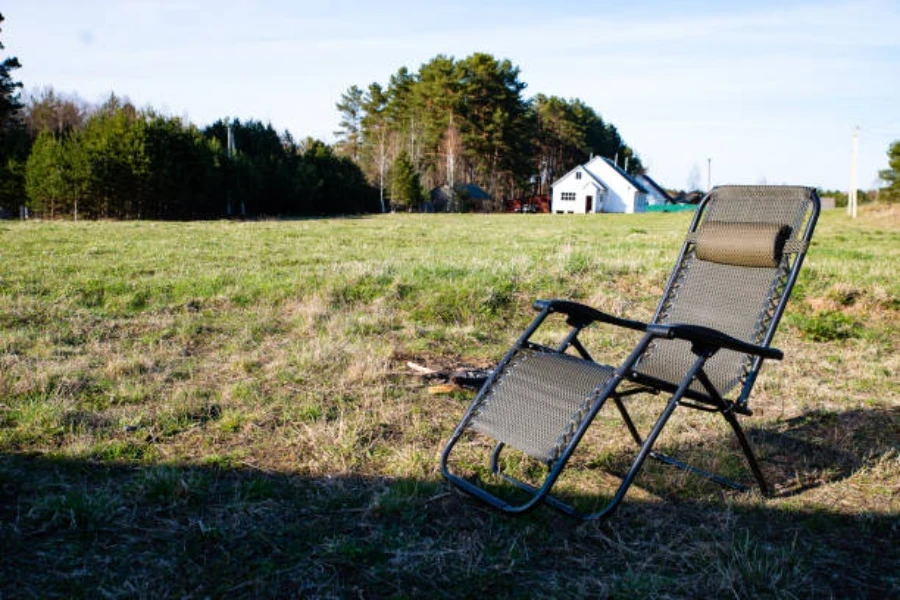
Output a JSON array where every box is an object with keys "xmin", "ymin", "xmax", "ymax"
[
  {"xmin": 636, "ymin": 258, "xmax": 785, "ymax": 396},
  {"xmin": 470, "ymin": 350, "xmax": 614, "ymax": 464}
]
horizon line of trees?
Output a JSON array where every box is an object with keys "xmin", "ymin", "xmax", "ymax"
[
  {"xmin": 19, "ymin": 92, "xmax": 378, "ymax": 219},
  {"xmin": 2, "ymin": 48, "xmax": 650, "ymax": 218},
  {"xmin": 334, "ymin": 52, "xmax": 646, "ymax": 211},
  {"xmin": 4, "ymin": 89, "xmax": 378, "ymax": 219},
  {"xmin": 0, "ymin": 13, "xmax": 378, "ymax": 220}
]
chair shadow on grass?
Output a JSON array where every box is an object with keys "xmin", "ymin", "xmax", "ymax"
[
  {"xmin": 563, "ymin": 406, "xmax": 898, "ymax": 504},
  {"xmin": 1, "ymin": 406, "xmax": 896, "ymax": 598},
  {"xmin": 747, "ymin": 406, "xmax": 898, "ymax": 497}
]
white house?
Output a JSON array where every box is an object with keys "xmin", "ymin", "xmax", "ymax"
[{"xmin": 550, "ymin": 156, "xmax": 649, "ymax": 214}]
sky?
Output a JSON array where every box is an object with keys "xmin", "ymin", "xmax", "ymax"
[{"xmin": 3, "ymin": 0, "xmax": 899, "ymax": 191}]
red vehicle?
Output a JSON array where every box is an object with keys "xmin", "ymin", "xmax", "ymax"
[{"xmin": 506, "ymin": 194, "xmax": 550, "ymax": 213}]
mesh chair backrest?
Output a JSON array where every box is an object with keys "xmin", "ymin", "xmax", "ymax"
[{"xmin": 635, "ymin": 186, "xmax": 816, "ymax": 399}]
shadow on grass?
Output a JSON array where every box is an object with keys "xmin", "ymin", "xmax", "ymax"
[
  {"xmin": 613, "ymin": 406, "xmax": 900, "ymax": 500},
  {"xmin": 751, "ymin": 406, "xmax": 899, "ymax": 497},
  {"xmin": 1, "ymin": 408, "xmax": 897, "ymax": 598}
]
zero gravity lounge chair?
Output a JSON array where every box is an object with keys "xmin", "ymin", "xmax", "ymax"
[{"xmin": 441, "ymin": 186, "xmax": 820, "ymax": 519}]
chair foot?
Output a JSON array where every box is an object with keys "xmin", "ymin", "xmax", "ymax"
[{"xmin": 492, "ymin": 469, "xmax": 585, "ymax": 518}]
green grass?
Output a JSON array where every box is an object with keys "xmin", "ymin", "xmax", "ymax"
[{"xmin": 0, "ymin": 207, "xmax": 897, "ymax": 597}]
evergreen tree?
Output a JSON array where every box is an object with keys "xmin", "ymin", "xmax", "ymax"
[
  {"xmin": 413, "ymin": 55, "xmax": 459, "ymax": 188},
  {"xmin": 0, "ymin": 12, "xmax": 27, "ymax": 214},
  {"xmin": 335, "ymin": 85, "xmax": 364, "ymax": 161},
  {"xmin": 24, "ymin": 129, "xmax": 90, "ymax": 219},
  {"xmin": 142, "ymin": 113, "xmax": 222, "ymax": 218},
  {"xmin": 24, "ymin": 130, "xmax": 64, "ymax": 216},
  {"xmin": 0, "ymin": 124, "xmax": 28, "ymax": 213},
  {"xmin": 295, "ymin": 137, "xmax": 377, "ymax": 215},
  {"xmin": 79, "ymin": 95, "xmax": 149, "ymax": 218},
  {"xmin": 360, "ymin": 83, "xmax": 388, "ymax": 212},
  {"xmin": 389, "ymin": 151, "xmax": 422, "ymax": 210},
  {"xmin": 878, "ymin": 141, "xmax": 900, "ymax": 204},
  {"xmin": 0, "ymin": 13, "xmax": 22, "ymax": 133},
  {"xmin": 204, "ymin": 118, "xmax": 297, "ymax": 216}
]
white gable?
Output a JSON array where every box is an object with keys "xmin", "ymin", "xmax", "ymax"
[
  {"xmin": 552, "ymin": 166, "xmax": 606, "ymax": 191},
  {"xmin": 550, "ymin": 166, "xmax": 606, "ymax": 214}
]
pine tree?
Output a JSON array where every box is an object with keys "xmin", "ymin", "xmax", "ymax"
[
  {"xmin": 389, "ymin": 151, "xmax": 422, "ymax": 210},
  {"xmin": 0, "ymin": 13, "xmax": 22, "ymax": 135},
  {"xmin": 335, "ymin": 85, "xmax": 364, "ymax": 161},
  {"xmin": 24, "ymin": 130, "xmax": 90, "ymax": 219},
  {"xmin": 0, "ymin": 12, "xmax": 27, "ymax": 214},
  {"xmin": 878, "ymin": 141, "xmax": 900, "ymax": 204}
]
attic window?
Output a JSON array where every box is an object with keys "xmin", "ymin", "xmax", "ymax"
[{"xmin": 575, "ymin": 171, "xmax": 582, "ymax": 180}]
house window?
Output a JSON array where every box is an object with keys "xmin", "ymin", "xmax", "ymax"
[
  {"xmin": 561, "ymin": 192, "xmax": 576, "ymax": 202},
  {"xmin": 575, "ymin": 171, "xmax": 582, "ymax": 180}
]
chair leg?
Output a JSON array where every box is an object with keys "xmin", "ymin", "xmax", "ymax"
[
  {"xmin": 485, "ymin": 390, "xmax": 683, "ymax": 521},
  {"xmin": 441, "ymin": 333, "xmax": 660, "ymax": 516},
  {"xmin": 581, "ymin": 352, "xmax": 713, "ymax": 520},
  {"xmin": 615, "ymin": 394, "xmax": 749, "ymax": 490},
  {"xmin": 615, "ymin": 384, "xmax": 768, "ymax": 494},
  {"xmin": 581, "ymin": 391, "xmax": 682, "ymax": 519},
  {"xmin": 722, "ymin": 408, "xmax": 770, "ymax": 496},
  {"xmin": 648, "ymin": 451, "xmax": 748, "ymax": 491},
  {"xmin": 613, "ymin": 396, "xmax": 644, "ymax": 446},
  {"xmin": 488, "ymin": 443, "xmax": 590, "ymax": 518}
]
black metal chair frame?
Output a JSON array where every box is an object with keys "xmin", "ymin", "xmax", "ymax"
[{"xmin": 441, "ymin": 188, "xmax": 820, "ymax": 519}]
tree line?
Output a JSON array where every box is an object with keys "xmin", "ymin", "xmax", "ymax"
[
  {"xmin": 334, "ymin": 53, "xmax": 645, "ymax": 210},
  {"xmin": 0, "ymin": 13, "xmax": 378, "ymax": 220},
  {"xmin": 20, "ymin": 93, "xmax": 377, "ymax": 219},
  {"xmin": 5, "ymin": 91, "xmax": 379, "ymax": 219}
]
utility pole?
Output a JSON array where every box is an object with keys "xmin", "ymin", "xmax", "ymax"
[
  {"xmin": 226, "ymin": 121, "xmax": 234, "ymax": 217},
  {"xmin": 849, "ymin": 126, "xmax": 858, "ymax": 218},
  {"xmin": 707, "ymin": 157, "xmax": 712, "ymax": 191},
  {"xmin": 379, "ymin": 127, "xmax": 386, "ymax": 213}
]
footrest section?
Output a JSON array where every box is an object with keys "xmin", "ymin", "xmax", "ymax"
[{"xmin": 469, "ymin": 349, "xmax": 614, "ymax": 463}]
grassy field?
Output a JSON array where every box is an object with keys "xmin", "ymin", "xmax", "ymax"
[{"xmin": 0, "ymin": 206, "xmax": 897, "ymax": 598}]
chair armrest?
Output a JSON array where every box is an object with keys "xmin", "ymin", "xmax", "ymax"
[
  {"xmin": 532, "ymin": 299, "xmax": 648, "ymax": 332},
  {"xmin": 645, "ymin": 323, "xmax": 783, "ymax": 360}
]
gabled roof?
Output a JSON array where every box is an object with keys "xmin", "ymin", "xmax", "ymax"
[
  {"xmin": 580, "ymin": 166, "xmax": 608, "ymax": 191},
  {"xmin": 634, "ymin": 173, "xmax": 672, "ymax": 201},
  {"xmin": 594, "ymin": 157, "xmax": 649, "ymax": 193},
  {"xmin": 550, "ymin": 165, "xmax": 607, "ymax": 190}
]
